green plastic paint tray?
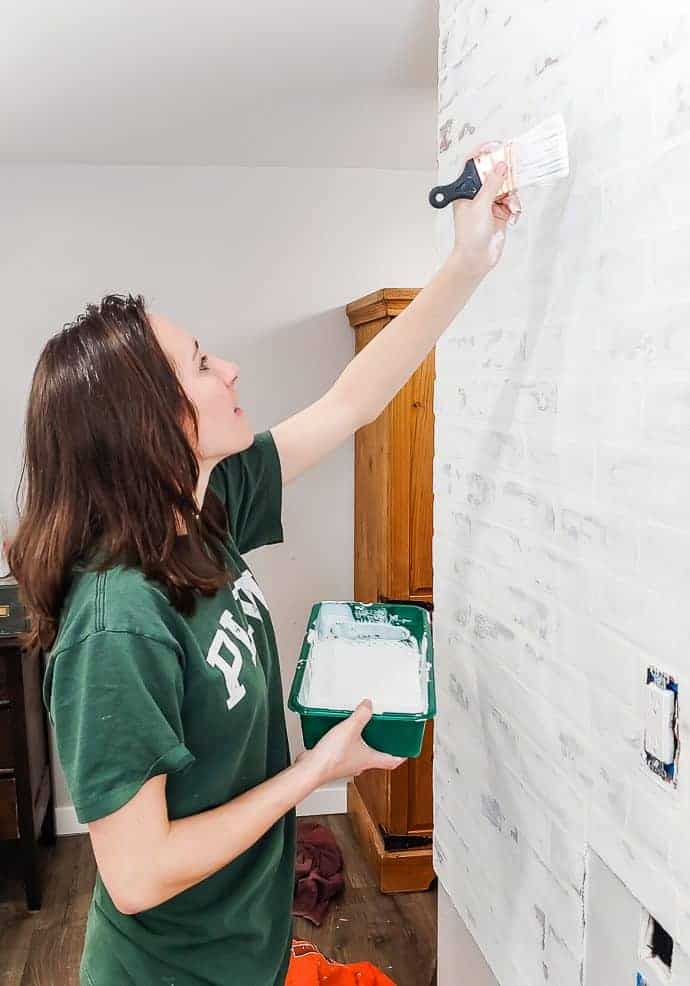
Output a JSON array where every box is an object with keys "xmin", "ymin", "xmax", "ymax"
[{"xmin": 287, "ymin": 600, "xmax": 436, "ymax": 759}]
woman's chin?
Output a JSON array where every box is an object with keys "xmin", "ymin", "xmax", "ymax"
[{"xmin": 236, "ymin": 422, "xmax": 254, "ymax": 449}]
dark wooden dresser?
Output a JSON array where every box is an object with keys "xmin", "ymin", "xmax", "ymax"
[{"xmin": 0, "ymin": 633, "xmax": 56, "ymax": 909}]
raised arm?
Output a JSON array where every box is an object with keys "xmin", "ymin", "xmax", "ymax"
[{"xmin": 271, "ymin": 152, "xmax": 516, "ymax": 486}]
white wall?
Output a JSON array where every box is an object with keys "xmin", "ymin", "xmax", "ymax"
[
  {"xmin": 438, "ymin": 886, "xmax": 497, "ymax": 986},
  {"xmin": 433, "ymin": 2, "xmax": 690, "ymax": 984},
  {"xmin": 0, "ymin": 163, "xmax": 437, "ymax": 827}
]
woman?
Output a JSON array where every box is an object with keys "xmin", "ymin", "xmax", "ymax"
[{"xmin": 10, "ymin": 150, "xmax": 518, "ymax": 986}]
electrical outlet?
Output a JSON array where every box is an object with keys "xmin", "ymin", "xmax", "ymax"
[
  {"xmin": 643, "ymin": 668, "xmax": 678, "ymax": 785},
  {"xmin": 645, "ymin": 682, "xmax": 676, "ymax": 762}
]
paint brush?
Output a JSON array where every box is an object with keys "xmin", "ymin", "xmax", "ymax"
[{"xmin": 428, "ymin": 113, "xmax": 570, "ymax": 209}]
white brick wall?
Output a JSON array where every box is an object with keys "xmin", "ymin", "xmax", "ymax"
[{"xmin": 434, "ymin": 2, "xmax": 690, "ymax": 983}]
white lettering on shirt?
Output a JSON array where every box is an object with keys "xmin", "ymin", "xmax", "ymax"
[{"xmin": 205, "ymin": 568, "xmax": 269, "ymax": 711}]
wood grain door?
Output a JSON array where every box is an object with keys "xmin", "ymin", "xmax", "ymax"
[
  {"xmin": 384, "ymin": 351, "xmax": 434, "ymax": 605},
  {"xmin": 353, "ymin": 317, "xmax": 390, "ymax": 604},
  {"xmin": 348, "ymin": 288, "xmax": 435, "ymax": 843},
  {"xmin": 408, "ymin": 350, "xmax": 435, "ymax": 602}
]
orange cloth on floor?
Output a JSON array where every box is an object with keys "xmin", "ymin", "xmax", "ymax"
[{"xmin": 286, "ymin": 940, "xmax": 397, "ymax": 986}]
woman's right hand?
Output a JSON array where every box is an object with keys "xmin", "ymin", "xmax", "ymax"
[
  {"xmin": 297, "ymin": 699, "xmax": 407, "ymax": 786},
  {"xmin": 451, "ymin": 140, "xmax": 522, "ymax": 279}
]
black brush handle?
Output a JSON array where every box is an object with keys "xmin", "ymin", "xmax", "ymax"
[{"xmin": 428, "ymin": 158, "xmax": 482, "ymax": 208}]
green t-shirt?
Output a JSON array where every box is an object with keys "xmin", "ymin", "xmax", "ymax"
[{"xmin": 43, "ymin": 430, "xmax": 296, "ymax": 986}]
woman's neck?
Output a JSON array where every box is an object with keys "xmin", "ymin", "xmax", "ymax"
[
  {"xmin": 195, "ymin": 459, "xmax": 214, "ymax": 513},
  {"xmin": 175, "ymin": 458, "xmax": 216, "ymax": 535}
]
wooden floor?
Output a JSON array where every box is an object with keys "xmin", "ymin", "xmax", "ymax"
[
  {"xmin": 293, "ymin": 815, "xmax": 437, "ymax": 985},
  {"xmin": 0, "ymin": 813, "xmax": 437, "ymax": 986}
]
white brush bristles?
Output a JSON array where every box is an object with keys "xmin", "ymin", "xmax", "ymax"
[{"xmin": 512, "ymin": 113, "xmax": 570, "ymax": 189}]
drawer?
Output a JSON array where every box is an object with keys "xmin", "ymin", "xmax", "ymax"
[
  {"xmin": 0, "ymin": 584, "xmax": 28, "ymax": 636},
  {"xmin": 0, "ymin": 776, "xmax": 19, "ymax": 839},
  {"xmin": 0, "ymin": 700, "xmax": 12, "ymax": 770}
]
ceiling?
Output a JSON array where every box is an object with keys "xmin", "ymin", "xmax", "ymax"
[{"xmin": 2, "ymin": 0, "xmax": 439, "ymax": 169}]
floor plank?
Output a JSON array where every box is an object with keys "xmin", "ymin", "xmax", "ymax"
[
  {"xmin": 1, "ymin": 836, "xmax": 88, "ymax": 986},
  {"xmin": 0, "ymin": 815, "xmax": 437, "ymax": 986},
  {"xmin": 293, "ymin": 814, "xmax": 437, "ymax": 986}
]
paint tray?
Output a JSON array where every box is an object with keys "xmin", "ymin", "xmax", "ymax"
[{"xmin": 287, "ymin": 600, "xmax": 436, "ymax": 758}]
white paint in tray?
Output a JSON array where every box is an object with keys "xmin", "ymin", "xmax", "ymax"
[{"xmin": 298, "ymin": 602, "xmax": 428, "ymax": 715}]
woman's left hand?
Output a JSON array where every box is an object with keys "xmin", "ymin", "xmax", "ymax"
[{"xmin": 451, "ymin": 140, "xmax": 522, "ymax": 279}]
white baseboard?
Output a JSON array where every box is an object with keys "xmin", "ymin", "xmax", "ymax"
[
  {"xmin": 296, "ymin": 781, "xmax": 347, "ymax": 817},
  {"xmin": 56, "ymin": 805, "xmax": 87, "ymax": 836},
  {"xmin": 55, "ymin": 782, "xmax": 347, "ymax": 836}
]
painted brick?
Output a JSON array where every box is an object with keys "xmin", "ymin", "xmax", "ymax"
[
  {"xmin": 555, "ymin": 500, "xmax": 639, "ymax": 575},
  {"xmin": 598, "ymin": 300, "xmax": 690, "ymax": 371},
  {"xmin": 639, "ymin": 521, "xmax": 690, "ymax": 592},
  {"xmin": 643, "ymin": 372, "xmax": 690, "ymax": 448},
  {"xmin": 435, "ymin": 1, "xmax": 690, "ymax": 982},
  {"xmin": 653, "ymin": 60, "xmax": 690, "ymax": 142},
  {"xmin": 549, "ymin": 819, "xmax": 587, "ymax": 898},
  {"xmin": 651, "ymin": 224, "xmax": 690, "ymax": 301},
  {"xmin": 496, "ymin": 480, "xmax": 556, "ymax": 536},
  {"xmin": 626, "ymin": 779, "xmax": 676, "ymax": 867}
]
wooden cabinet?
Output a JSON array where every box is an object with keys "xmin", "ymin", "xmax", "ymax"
[
  {"xmin": 349, "ymin": 289, "xmax": 434, "ymax": 608},
  {"xmin": 345, "ymin": 288, "xmax": 436, "ymax": 894},
  {"xmin": 0, "ymin": 634, "xmax": 56, "ymax": 909}
]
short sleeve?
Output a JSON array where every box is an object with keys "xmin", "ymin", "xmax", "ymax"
[
  {"xmin": 208, "ymin": 429, "xmax": 284, "ymax": 554},
  {"xmin": 46, "ymin": 630, "xmax": 196, "ymax": 824}
]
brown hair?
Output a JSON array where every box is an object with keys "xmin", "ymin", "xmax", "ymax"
[{"xmin": 9, "ymin": 293, "xmax": 231, "ymax": 652}]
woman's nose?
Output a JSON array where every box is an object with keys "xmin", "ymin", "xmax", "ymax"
[{"xmin": 219, "ymin": 359, "xmax": 239, "ymax": 386}]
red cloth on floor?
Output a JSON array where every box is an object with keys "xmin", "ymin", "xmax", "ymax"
[
  {"xmin": 287, "ymin": 940, "xmax": 397, "ymax": 986},
  {"xmin": 293, "ymin": 820, "xmax": 345, "ymax": 925}
]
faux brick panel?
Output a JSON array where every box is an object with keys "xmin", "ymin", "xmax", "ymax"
[{"xmin": 434, "ymin": 2, "xmax": 690, "ymax": 982}]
